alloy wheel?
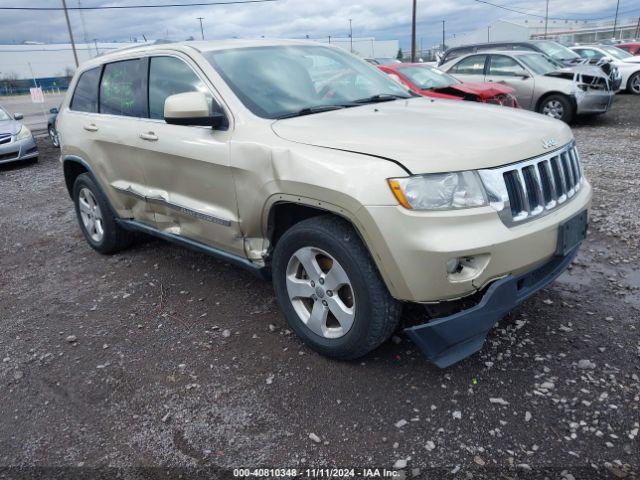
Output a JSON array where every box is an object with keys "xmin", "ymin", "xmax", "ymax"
[
  {"xmin": 48, "ymin": 127, "xmax": 60, "ymax": 147},
  {"xmin": 542, "ymin": 100, "xmax": 564, "ymax": 120},
  {"xmin": 78, "ymin": 187, "xmax": 104, "ymax": 243},
  {"xmin": 285, "ymin": 246, "xmax": 356, "ymax": 339},
  {"xmin": 630, "ymin": 74, "xmax": 640, "ymax": 94}
]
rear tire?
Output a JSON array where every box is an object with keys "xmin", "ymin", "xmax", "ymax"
[
  {"xmin": 48, "ymin": 125, "xmax": 60, "ymax": 147},
  {"xmin": 272, "ymin": 215, "xmax": 401, "ymax": 360},
  {"xmin": 627, "ymin": 72, "xmax": 640, "ymax": 95},
  {"xmin": 538, "ymin": 94, "xmax": 574, "ymax": 124},
  {"xmin": 72, "ymin": 173, "xmax": 133, "ymax": 254}
]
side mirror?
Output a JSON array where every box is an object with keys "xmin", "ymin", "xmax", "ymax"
[
  {"xmin": 13, "ymin": 113, "xmax": 23, "ymax": 120},
  {"xmin": 50, "ymin": 107, "xmax": 59, "ymax": 114},
  {"xmin": 164, "ymin": 91, "xmax": 226, "ymax": 129}
]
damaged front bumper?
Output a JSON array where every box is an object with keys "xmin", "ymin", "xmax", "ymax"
[
  {"xmin": 405, "ymin": 244, "xmax": 580, "ymax": 368},
  {"xmin": 575, "ymin": 89, "xmax": 615, "ymax": 115}
]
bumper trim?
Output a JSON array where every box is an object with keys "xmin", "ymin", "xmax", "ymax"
[{"xmin": 405, "ymin": 245, "xmax": 580, "ymax": 368}]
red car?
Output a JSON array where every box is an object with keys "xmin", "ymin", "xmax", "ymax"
[
  {"xmin": 378, "ymin": 63, "xmax": 519, "ymax": 108},
  {"xmin": 617, "ymin": 42, "xmax": 640, "ymax": 56}
]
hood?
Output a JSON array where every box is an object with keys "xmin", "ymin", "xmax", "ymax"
[
  {"xmin": 434, "ymin": 81, "xmax": 514, "ymax": 99},
  {"xmin": 0, "ymin": 119, "xmax": 21, "ymax": 136},
  {"xmin": 271, "ymin": 98, "xmax": 572, "ymax": 173}
]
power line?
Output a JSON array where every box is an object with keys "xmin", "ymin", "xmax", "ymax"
[
  {"xmin": 472, "ymin": 0, "xmax": 640, "ymax": 22},
  {"xmin": 0, "ymin": 0, "xmax": 278, "ymax": 11}
]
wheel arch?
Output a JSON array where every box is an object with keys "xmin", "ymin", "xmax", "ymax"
[
  {"xmin": 535, "ymin": 91, "xmax": 576, "ymax": 114},
  {"xmin": 262, "ymin": 195, "xmax": 404, "ymax": 299}
]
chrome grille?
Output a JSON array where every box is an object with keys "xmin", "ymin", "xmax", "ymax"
[{"xmin": 479, "ymin": 142, "xmax": 584, "ymax": 226}]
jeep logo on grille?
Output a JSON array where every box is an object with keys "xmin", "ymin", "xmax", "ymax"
[{"xmin": 542, "ymin": 138, "xmax": 558, "ymax": 150}]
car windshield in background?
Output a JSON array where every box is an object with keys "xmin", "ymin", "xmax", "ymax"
[
  {"xmin": 398, "ymin": 66, "xmax": 459, "ymax": 89},
  {"xmin": 536, "ymin": 41, "xmax": 581, "ymax": 61},
  {"xmin": 204, "ymin": 45, "xmax": 410, "ymax": 119},
  {"xmin": 600, "ymin": 45, "xmax": 633, "ymax": 60},
  {"xmin": 518, "ymin": 54, "xmax": 560, "ymax": 75},
  {"xmin": 0, "ymin": 107, "xmax": 11, "ymax": 121}
]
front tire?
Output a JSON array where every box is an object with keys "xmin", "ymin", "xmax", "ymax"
[
  {"xmin": 627, "ymin": 72, "xmax": 640, "ymax": 95},
  {"xmin": 73, "ymin": 173, "xmax": 133, "ymax": 254},
  {"xmin": 538, "ymin": 94, "xmax": 574, "ymax": 123},
  {"xmin": 272, "ymin": 215, "xmax": 401, "ymax": 360}
]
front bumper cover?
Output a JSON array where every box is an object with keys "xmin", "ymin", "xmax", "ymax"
[{"xmin": 405, "ymin": 244, "xmax": 580, "ymax": 368}]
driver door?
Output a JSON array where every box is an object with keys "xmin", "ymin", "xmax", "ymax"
[{"xmin": 485, "ymin": 54, "xmax": 535, "ymax": 109}]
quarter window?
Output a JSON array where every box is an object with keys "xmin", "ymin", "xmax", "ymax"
[
  {"xmin": 449, "ymin": 55, "xmax": 487, "ymax": 75},
  {"xmin": 99, "ymin": 59, "xmax": 146, "ymax": 117},
  {"xmin": 148, "ymin": 56, "xmax": 210, "ymax": 120},
  {"xmin": 488, "ymin": 56, "xmax": 527, "ymax": 76},
  {"xmin": 70, "ymin": 67, "xmax": 101, "ymax": 113}
]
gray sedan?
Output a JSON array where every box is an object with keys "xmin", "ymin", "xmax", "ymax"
[
  {"xmin": 440, "ymin": 51, "xmax": 614, "ymax": 123},
  {"xmin": 0, "ymin": 106, "xmax": 38, "ymax": 165}
]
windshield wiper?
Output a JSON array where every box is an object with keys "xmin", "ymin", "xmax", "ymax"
[
  {"xmin": 275, "ymin": 105, "xmax": 348, "ymax": 119},
  {"xmin": 352, "ymin": 93, "xmax": 412, "ymax": 104}
]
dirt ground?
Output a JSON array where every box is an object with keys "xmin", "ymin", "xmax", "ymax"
[{"xmin": 0, "ymin": 96, "xmax": 638, "ymax": 480}]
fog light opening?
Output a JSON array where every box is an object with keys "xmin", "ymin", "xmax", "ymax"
[
  {"xmin": 446, "ymin": 254, "xmax": 491, "ymax": 283},
  {"xmin": 446, "ymin": 257, "xmax": 462, "ymax": 274}
]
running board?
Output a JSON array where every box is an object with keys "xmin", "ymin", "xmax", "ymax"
[{"xmin": 116, "ymin": 219, "xmax": 269, "ymax": 279}]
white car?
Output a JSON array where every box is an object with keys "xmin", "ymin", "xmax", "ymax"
[{"xmin": 571, "ymin": 45, "xmax": 640, "ymax": 95}]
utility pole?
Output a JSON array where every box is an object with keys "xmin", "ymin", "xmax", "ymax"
[
  {"xmin": 487, "ymin": 25, "xmax": 491, "ymax": 42},
  {"xmin": 411, "ymin": 0, "xmax": 417, "ymax": 62},
  {"xmin": 328, "ymin": 35, "xmax": 331, "ymax": 44},
  {"xmin": 612, "ymin": 0, "xmax": 621, "ymax": 40},
  {"xmin": 93, "ymin": 39, "xmax": 99, "ymax": 57},
  {"xmin": 442, "ymin": 20, "xmax": 445, "ymax": 52},
  {"xmin": 61, "ymin": 0, "xmax": 79, "ymax": 68},
  {"xmin": 544, "ymin": 0, "xmax": 549, "ymax": 38},
  {"xmin": 349, "ymin": 19, "xmax": 353, "ymax": 53},
  {"xmin": 635, "ymin": 16, "xmax": 640, "ymax": 39},
  {"xmin": 197, "ymin": 17, "xmax": 205, "ymax": 40}
]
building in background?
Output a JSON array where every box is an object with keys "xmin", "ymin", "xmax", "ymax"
[
  {"xmin": 0, "ymin": 42, "xmax": 138, "ymax": 95},
  {"xmin": 1, "ymin": 37, "xmax": 399, "ymax": 95},
  {"xmin": 447, "ymin": 20, "xmax": 530, "ymax": 48},
  {"xmin": 313, "ymin": 37, "xmax": 399, "ymax": 59}
]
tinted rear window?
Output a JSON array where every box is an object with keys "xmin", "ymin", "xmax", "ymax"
[
  {"xmin": 99, "ymin": 59, "xmax": 146, "ymax": 117},
  {"xmin": 70, "ymin": 67, "xmax": 101, "ymax": 113}
]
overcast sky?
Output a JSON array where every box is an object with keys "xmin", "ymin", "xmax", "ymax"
[{"xmin": 0, "ymin": 0, "xmax": 636, "ymax": 48}]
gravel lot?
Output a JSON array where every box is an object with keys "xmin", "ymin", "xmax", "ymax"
[{"xmin": 0, "ymin": 96, "xmax": 638, "ymax": 479}]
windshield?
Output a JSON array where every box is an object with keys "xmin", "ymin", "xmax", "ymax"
[
  {"xmin": 600, "ymin": 45, "xmax": 633, "ymax": 60},
  {"xmin": 398, "ymin": 65, "xmax": 459, "ymax": 89},
  {"xmin": 518, "ymin": 54, "xmax": 560, "ymax": 75},
  {"xmin": 535, "ymin": 41, "xmax": 581, "ymax": 61},
  {"xmin": 0, "ymin": 107, "xmax": 11, "ymax": 121},
  {"xmin": 204, "ymin": 45, "xmax": 411, "ymax": 119}
]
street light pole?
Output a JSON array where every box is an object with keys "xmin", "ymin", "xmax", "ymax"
[
  {"xmin": 349, "ymin": 19, "xmax": 353, "ymax": 53},
  {"xmin": 612, "ymin": 0, "xmax": 621, "ymax": 40},
  {"xmin": 544, "ymin": 0, "xmax": 549, "ymax": 38},
  {"xmin": 442, "ymin": 20, "xmax": 445, "ymax": 52},
  {"xmin": 61, "ymin": 0, "xmax": 79, "ymax": 68},
  {"xmin": 197, "ymin": 17, "xmax": 205, "ymax": 40},
  {"xmin": 411, "ymin": 0, "xmax": 417, "ymax": 62}
]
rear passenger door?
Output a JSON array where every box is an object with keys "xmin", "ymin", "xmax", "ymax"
[
  {"xmin": 135, "ymin": 54, "xmax": 244, "ymax": 256},
  {"xmin": 63, "ymin": 63, "xmax": 153, "ymax": 223},
  {"xmin": 485, "ymin": 54, "xmax": 535, "ymax": 108},
  {"xmin": 446, "ymin": 54, "xmax": 487, "ymax": 84}
]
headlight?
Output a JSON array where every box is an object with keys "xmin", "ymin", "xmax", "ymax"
[
  {"xmin": 16, "ymin": 125, "xmax": 31, "ymax": 141},
  {"xmin": 388, "ymin": 171, "xmax": 487, "ymax": 210}
]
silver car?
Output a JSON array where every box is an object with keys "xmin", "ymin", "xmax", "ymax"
[
  {"xmin": 440, "ymin": 51, "xmax": 614, "ymax": 123},
  {"xmin": 0, "ymin": 106, "xmax": 38, "ymax": 165}
]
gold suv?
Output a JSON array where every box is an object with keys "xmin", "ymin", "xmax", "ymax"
[{"xmin": 57, "ymin": 40, "xmax": 592, "ymax": 367}]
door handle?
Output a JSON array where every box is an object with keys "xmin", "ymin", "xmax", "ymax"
[
  {"xmin": 83, "ymin": 123, "xmax": 98, "ymax": 132},
  {"xmin": 139, "ymin": 131, "xmax": 158, "ymax": 141}
]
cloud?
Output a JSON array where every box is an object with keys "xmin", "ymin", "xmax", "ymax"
[{"xmin": 0, "ymin": 0, "xmax": 627, "ymax": 47}]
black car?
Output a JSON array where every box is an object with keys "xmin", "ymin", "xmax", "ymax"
[
  {"xmin": 48, "ymin": 107, "xmax": 59, "ymax": 148},
  {"xmin": 439, "ymin": 40, "xmax": 622, "ymax": 90}
]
